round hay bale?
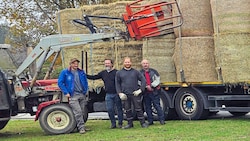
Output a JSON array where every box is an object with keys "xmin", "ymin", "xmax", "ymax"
[
  {"xmin": 174, "ymin": 36, "xmax": 217, "ymax": 82},
  {"xmin": 143, "ymin": 34, "xmax": 176, "ymax": 82},
  {"xmin": 214, "ymin": 33, "xmax": 250, "ymax": 83},
  {"xmin": 210, "ymin": 0, "xmax": 250, "ymax": 34},
  {"xmin": 172, "ymin": 0, "xmax": 214, "ymax": 37}
]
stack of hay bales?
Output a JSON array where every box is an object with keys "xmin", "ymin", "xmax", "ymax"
[
  {"xmin": 143, "ymin": 34, "xmax": 177, "ymax": 82},
  {"xmin": 141, "ymin": 0, "xmax": 177, "ymax": 82},
  {"xmin": 172, "ymin": 0, "xmax": 217, "ymax": 82},
  {"xmin": 210, "ymin": 0, "xmax": 250, "ymax": 83},
  {"xmin": 57, "ymin": 1, "xmax": 143, "ymax": 88}
]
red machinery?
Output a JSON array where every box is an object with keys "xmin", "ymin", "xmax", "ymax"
[
  {"xmin": 123, "ymin": 0, "xmax": 182, "ymax": 40},
  {"xmin": 2, "ymin": 0, "xmax": 183, "ymax": 135}
]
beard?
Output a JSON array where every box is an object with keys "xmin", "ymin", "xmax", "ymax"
[{"xmin": 106, "ymin": 66, "xmax": 112, "ymax": 71}]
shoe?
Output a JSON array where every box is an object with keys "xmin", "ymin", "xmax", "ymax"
[
  {"xmin": 110, "ymin": 125, "xmax": 116, "ymax": 129},
  {"xmin": 148, "ymin": 122, "xmax": 154, "ymax": 125},
  {"xmin": 118, "ymin": 124, "xmax": 123, "ymax": 128},
  {"xmin": 79, "ymin": 129, "xmax": 86, "ymax": 134},
  {"xmin": 160, "ymin": 120, "xmax": 165, "ymax": 125},
  {"xmin": 141, "ymin": 123, "xmax": 149, "ymax": 128},
  {"xmin": 122, "ymin": 124, "xmax": 133, "ymax": 129}
]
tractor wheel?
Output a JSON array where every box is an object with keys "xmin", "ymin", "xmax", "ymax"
[{"xmin": 39, "ymin": 103, "xmax": 88, "ymax": 134}]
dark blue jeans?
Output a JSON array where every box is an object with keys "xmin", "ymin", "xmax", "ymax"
[
  {"xmin": 105, "ymin": 93, "xmax": 124, "ymax": 126},
  {"xmin": 144, "ymin": 91, "xmax": 164, "ymax": 123}
]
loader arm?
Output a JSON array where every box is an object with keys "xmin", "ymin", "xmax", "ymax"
[
  {"xmin": 15, "ymin": 33, "xmax": 121, "ymax": 77},
  {"xmin": 13, "ymin": 32, "xmax": 123, "ymax": 97}
]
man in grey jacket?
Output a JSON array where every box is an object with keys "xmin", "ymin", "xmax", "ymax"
[
  {"xmin": 140, "ymin": 59, "xmax": 165, "ymax": 125},
  {"xmin": 115, "ymin": 57, "xmax": 148, "ymax": 129}
]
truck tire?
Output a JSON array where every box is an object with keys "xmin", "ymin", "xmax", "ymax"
[
  {"xmin": 150, "ymin": 93, "xmax": 168, "ymax": 120},
  {"xmin": 39, "ymin": 103, "xmax": 88, "ymax": 134},
  {"xmin": 0, "ymin": 121, "xmax": 8, "ymax": 130},
  {"xmin": 174, "ymin": 88, "xmax": 209, "ymax": 120}
]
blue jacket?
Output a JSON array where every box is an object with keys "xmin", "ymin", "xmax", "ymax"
[{"xmin": 58, "ymin": 68, "xmax": 88, "ymax": 96}]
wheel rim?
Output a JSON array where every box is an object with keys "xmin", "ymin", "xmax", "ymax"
[
  {"xmin": 180, "ymin": 93, "xmax": 197, "ymax": 115},
  {"xmin": 152, "ymin": 98, "xmax": 164, "ymax": 115},
  {"xmin": 47, "ymin": 110, "xmax": 70, "ymax": 130}
]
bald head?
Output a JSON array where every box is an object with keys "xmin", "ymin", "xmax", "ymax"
[{"xmin": 141, "ymin": 59, "xmax": 150, "ymax": 71}]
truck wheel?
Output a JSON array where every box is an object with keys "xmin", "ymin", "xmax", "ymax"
[
  {"xmin": 0, "ymin": 121, "xmax": 8, "ymax": 130},
  {"xmin": 150, "ymin": 93, "xmax": 168, "ymax": 120},
  {"xmin": 174, "ymin": 88, "xmax": 208, "ymax": 120},
  {"xmin": 39, "ymin": 103, "xmax": 77, "ymax": 134}
]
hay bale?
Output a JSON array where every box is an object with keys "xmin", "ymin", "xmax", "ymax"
[
  {"xmin": 115, "ymin": 40, "xmax": 143, "ymax": 70},
  {"xmin": 210, "ymin": 0, "xmax": 250, "ymax": 34},
  {"xmin": 214, "ymin": 33, "xmax": 250, "ymax": 83},
  {"xmin": 174, "ymin": 36, "xmax": 217, "ymax": 82},
  {"xmin": 143, "ymin": 34, "xmax": 176, "ymax": 82},
  {"xmin": 172, "ymin": 0, "xmax": 214, "ymax": 37},
  {"xmin": 57, "ymin": 2, "xmax": 144, "ymax": 88},
  {"xmin": 57, "ymin": 8, "xmax": 88, "ymax": 34}
]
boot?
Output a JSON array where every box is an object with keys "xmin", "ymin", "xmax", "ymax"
[
  {"xmin": 123, "ymin": 120, "xmax": 133, "ymax": 129},
  {"xmin": 141, "ymin": 122, "xmax": 149, "ymax": 128}
]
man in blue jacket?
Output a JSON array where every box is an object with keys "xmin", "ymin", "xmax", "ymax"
[{"xmin": 58, "ymin": 58, "xmax": 88, "ymax": 134}]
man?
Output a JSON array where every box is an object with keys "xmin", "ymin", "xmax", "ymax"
[
  {"xmin": 140, "ymin": 59, "xmax": 165, "ymax": 125},
  {"xmin": 115, "ymin": 57, "xmax": 148, "ymax": 129},
  {"xmin": 86, "ymin": 59, "xmax": 123, "ymax": 129},
  {"xmin": 58, "ymin": 58, "xmax": 89, "ymax": 134}
]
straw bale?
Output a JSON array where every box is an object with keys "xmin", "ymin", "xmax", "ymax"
[
  {"xmin": 115, "ymin": 40, "xmax": 143, "ymax": 70},
  {"xmin": 172, "ymin": 0, "xmax": 214, "ymax": 37},
  {"xmin": 210, "ymin": 0, "xmax": 250, "ymax": 34},
  {"xmin": 173, "ymin": 36, "xmax": 217, "ymax": 82},
  {"xmin": 143, "ymin": 34, "xmax": 176, "ymax": 82},
  {"xmin": 57, "ymin": 8, "xmax": 88, "ymax": 34},
  {"xmin": 214, "ymin": 33, "xmax": 250, "ymax": 83}
]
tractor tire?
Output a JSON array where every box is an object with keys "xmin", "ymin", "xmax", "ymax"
[{"xmin": 39, "ymin": 103, "xmax": 87, "ymax": 134}]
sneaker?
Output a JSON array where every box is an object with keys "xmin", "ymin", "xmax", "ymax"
[
  {"xmin": 122, "ymin": 124, "xmax": 133, "ymax": 129},
  {"xmin": 148, "ymin": 122, "xmax": 154, "ymax": 125},
  {"xmin": 141, "ymin": 123, "xmax": 149, "ymax": 128},
  {"xmin": 110, "ymin": 125, "xmax": 116, "ymax": 129},
  {"xmin": 79, "ymin": 129, "xmax": 86, "ymax": 134},
  {"xmin": 118, "ymin": 124, "xmax": 123, "ymax": 128},
  {"xmin": 160, "ymin": 120, "xmax": 165, "ymax": 125}
]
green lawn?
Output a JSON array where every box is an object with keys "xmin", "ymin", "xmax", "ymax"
[{"xmin": 0, "ymin": 118, "xmax": 250, "ymax": 141}]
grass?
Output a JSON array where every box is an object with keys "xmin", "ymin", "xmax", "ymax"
[{"xmin": 1, "ymin": 118, "xmax": 250, "ymax": 141}]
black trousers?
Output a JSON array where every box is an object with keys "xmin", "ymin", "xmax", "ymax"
[{"xmin": 124, "ymin": 94, "xmax": 145, "ymax": 125}]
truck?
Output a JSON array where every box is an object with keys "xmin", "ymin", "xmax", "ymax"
[
  {"xmin": 0, "ymin": 0, "xmax": 183, "ymax": 135},
  {"xmin": 1, "ymin": 0, "xmax": 249, "ymax": 135}
]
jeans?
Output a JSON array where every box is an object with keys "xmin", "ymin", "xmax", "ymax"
[
  {"xmin": 144, "ymin": 91, "xmax": 164, "ymax": 123},
  {"xmin": 69, "ymin": 94, "xmax": 88, "ymax": 131},
  {"xmin": 105, "ymin": 93, "xmax": 124, "ymax": 126}
]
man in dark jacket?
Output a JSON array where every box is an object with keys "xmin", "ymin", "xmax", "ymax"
[
  {"xmin": 87, "ymin": 59, "xmax": 123, "ymax": 129},
  {"xmin": 58, "ymin": 58, "xmax": 89, "ymax": 134},
  {"xmin": 116, "ymin": 57, "xmax": 148, "ymax": 129},
  {"xmin": 140, "ymin": 59, "xmax": 165, "ymax": 125}
]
